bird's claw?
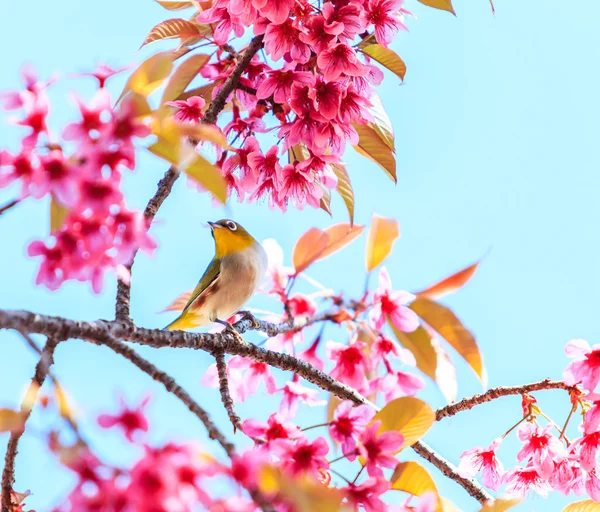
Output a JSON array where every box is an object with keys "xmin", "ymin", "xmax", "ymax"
[
  {"xmin": 216, "ymin": 319, "xmax": 247, "ymax": 344},
  {"xmin": 238, "ymin": 310, "xmax": 260, "ymax": 330}
]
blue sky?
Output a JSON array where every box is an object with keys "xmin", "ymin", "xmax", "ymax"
[{"xmin": 1, "ymin": 0, "xmax": 600, "ymax": 510}]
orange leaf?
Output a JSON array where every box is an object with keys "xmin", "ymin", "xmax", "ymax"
[
  {"xmin": 163, "ymin": 290, "xmax": 193, "ymax": 312},
  {"xmin": 140, "ymin": 18, "xmax": 204, "ymax": 49},
  {"xmin": 353, "ymin": 124, "xmax": 396, "ymax": 182},
  {"xmin": 416, "ymin": 260, "xmax": 481, "ymax": 299},
  {"xmin": 410, "ymin": 298, "xmax": 487, "ymax": 387},
  {"xmin": 417, "ymin": 0, "xmax": 456, "ymax": 15},
  {"xmin": 391, "ymin": 461, "xmax": 441, "ymax": 510},
  {"xmin": 0, "ymin": 409, "xmax": 23, "ymax": 433},
  {"xmin": 292, "ymin": 228, "xmax": 330, "ymax": 274},
  {"xmin": 361, "ymin": 44, "xmax": 406, "ymax": 81},
  {"xmin": 318, "ymin": 223, "xmax": 365, "ymax": 261},
  {"xmin": 365, "ymin": 214, "xmax": 400, "ymax": 272}
]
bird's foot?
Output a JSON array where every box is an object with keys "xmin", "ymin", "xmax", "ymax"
[
  {"xmin": 215, "ymin": 319, "xmax": 247, "ymax": 344},
  {"xmin": 238, "ymin": 310, "xmax": 260, "ymax": 330}
]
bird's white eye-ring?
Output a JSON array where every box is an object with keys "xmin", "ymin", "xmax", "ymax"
[{"xmin": 226, "ymin": 221, "xmax": 237, "ymax": 231}]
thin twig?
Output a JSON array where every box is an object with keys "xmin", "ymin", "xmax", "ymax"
[
  {"xmin": 436, "ymin": 380, "xmax": 575, "ymax": 421},
  {"xmin": 214, "ymin": 351, "xmax": 242, "ymax": 433},
  {"xmin": 1, "ymin": 337, "xmax": 60, "ymax": 512},
  {"xmin": 0, "ymin": 199, "xmax": 19, "ymax": 217}
]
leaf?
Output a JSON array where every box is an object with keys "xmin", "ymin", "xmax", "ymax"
[
  {"xmin": 362, "ymin": 44, "xmax": 406, "ymax": 81},
  {"xmin": 117, "ymin": 52, "xmax": 174, "ymax": 103},
  {"xmin": 178, "ymin": 123, "xmax": 229, "ymax": 147},
  {"xmin": 0, "ymin": 409, "xmax": 23, "ymax": 433},
  {"xmin": 319, "ymin": 186, "xmax": 332, "ymax": 216},
  {"xmin": 371, "ymin": 397, "xmax": 435, "ymax": 452},
  {"xmin": 391, "ymin": 461, "xmax": 439, "ymax": 497},
  {"xmin": 331, "ymin": 164, "xmax": 354, "ymax": 225},
  {"xmin": 155, "ymin": 0, "xmax": 195, "ymax": 9},
  {"xmin": 410, "ymin": 298, "xmax": 487, "ymax": 387},
  {"xmin": 389, "ymin": 324, "xmax": 437, "ymax": 381},
  {"xmin": 480, "ymin": 497, "xmax": 522, "ymax": 512},
  {"xmin": 54, "ymin": 383, "xmax": 73, "ymax": 419},
  {"xmin": 140, "ymin": 18, "xmax": 203, "ymax": 49},
  {"xmin": 442, "ymin": 498, "xmax": 463, "ymax": 512},
  {"xmin": 176, "ymin": 81, "xmax": 221, "ymax": 102},
  {"xmin": 161, "ymin": 54, "xmax": 210, "ymax": 103},
  {"xmin": 353, "ymin": 124, "xmax": 396, "ymax": 182},
  {"xmin": 416, "ymin": 260, "xmax": 481, "ymax": 299},
  {"xmin": 365, "ymin": 214, "xmax": 400, "ymax": 272},
  {"xmin": 50, "ymin": 196, "xmax": 69, "ymax": 233},
  {"xmin": 183, "ymin": 154, "xmax": 227, "ymax": 204},
  {"xmin": 318, "ymin": 223, "xmax": 365, "ymax": 261},
  {"xmin": 432, "ymin": 337, "xmax": 458, "ymax": 403},
  {"xmin": 292, "ymin": 228, "xmax": 330, "ymax": 274},
  {"xmin": 417, "ymin": 0, "xmax": 456, "ymax": 15},
  {"xmin": 162, "ymin": 290, "xmax": 193, "ymax": 312},
  {"xmin": 368, "ymin": 94, "xmax": 395, "ymax": 152}
]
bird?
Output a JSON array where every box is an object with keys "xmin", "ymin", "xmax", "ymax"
[{"xmin": 163, "ymin": 219, "xmax": 268, "ymax": 338}]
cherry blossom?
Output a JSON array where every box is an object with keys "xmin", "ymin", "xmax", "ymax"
[
  {"xmin": 458, "ymin": 439, "xmax": 504, "ymax": 491},
  {"xmin": 278, "ymin": 376, "xmax": 326, "ymax": 419},
  {"xmin": 242, "ymin": 413, "xmax": 302, "ymax": 444},
  {"xmin": 358, "ymin": 421, "xmax": 404, "ymax": 477},
  {"xmin": 97, "ymin": 394, "xmax": 150, "ymax": 442},
  {"xmin": 564, "ymin": 339, "xmax": 600, "ymax": 392},
  {"xmin": 369, "ymin": 267, "xmax": 419, "ymax": 333},
  {"xmin": 272, "ymin": 437, "xmax": 329, "ymax": 479},
  {"xmin": 329, "ymin": 401, "xmax": 374, "ymax": 458},
  {"xmin": 517, "ymin": 423, "xmax": 565, "ymax": 479}
]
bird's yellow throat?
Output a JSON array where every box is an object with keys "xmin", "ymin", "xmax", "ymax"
[{"xmin": 213, "ymin": 228, "xmax": 256, "ymax": 258}]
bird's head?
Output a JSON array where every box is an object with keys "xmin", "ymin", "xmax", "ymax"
[{"xmin": 208, "ymin": 219, "xmax": 257, "ymax": 258}]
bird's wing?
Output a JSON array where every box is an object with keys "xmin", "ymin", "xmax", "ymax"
[{"xmin": 180, "ymin": 257, "xmax": 221, "ymax": 314}]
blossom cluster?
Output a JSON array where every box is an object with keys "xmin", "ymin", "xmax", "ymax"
[
  {"xmin": 0, "ymin": 66, "xmax": 154, "ymax": 292},
  {"xmin": 167, "ymin": 0, "xmax": 409, "ymax": 210},
  {"xmin": 457, "ymin": 338, "xmax": 600, "ymax": 502}
]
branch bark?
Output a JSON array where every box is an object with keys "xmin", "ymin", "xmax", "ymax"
[
  {"xmin": 1, "ymin": 337, "xmax": 59, "ymax": 512},
  {"xmin": 214, "ymin": 352, "xmax": 243, "ymax": 433}
]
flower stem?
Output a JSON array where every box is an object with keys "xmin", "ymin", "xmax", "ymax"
[
  {"xmin": 329, "ymin": 468, "xmax": 352, "ymax": 485},
  {"xmin": 559, "ymin": 402, "xmax": 578, "ymax": 443},
  {"xmin": 352, "ymin": 465, "xmax": 365, "ymax": 484},
  {"xmin": 501, "ymin": 415, "xmax": 530, "ymax": 439},
  {"xmin": 301, "ymin": 422, "xmax": 330, "ymax": 432}
]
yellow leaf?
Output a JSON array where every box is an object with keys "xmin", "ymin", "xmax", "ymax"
[
  {"xmin": 389, "ymin": 324, "xmax": 437, "ymax": 381},
  {"xmin": 480, "ymin": 497, "xmax": 522, "ymax": 512},
  {"xmin": 148, "ymin": 137, "xmax": 180, "ymax": 165},
  {"xmin": 0, "ymin": 409, "xmax": 23, "ymax": 433},
  {"xmin": 372, "ymin": 397, "xmax": 435, "ymax": 452},
  {"xmin": 416, "ymin": 259, "xmax": 482, "ymax": 299},
  {"xmin": 331, "ymin": 164, "xmax": 355, "ymax": 225},
  {"xmin": 318, "ymin": 223, "xmax": 365, "ymax": 261},
  {"xmin": 292, "ymin": 227, "xmax": 330, "ymax": 274},
  {"xmin": 120, "ymin": 92, "xmax": 153, "ymax": 118},
  {"xmin": 362, "ymin": 44, "xmax": 407, "ymax": 81},
  {"xmin": 365, "ymin": 214, "xmax": 400, "ymax": 272},
  {"xmin": 50, "ymin": 196, "xmax": 69, "ymax": 233},
  {"xmin": 319, "ymin": 185, "xmax": 332, "ymax": 217},
  {"xmin": 441, "ymin": 498, "xmax": 463, "ymax": 512},
  {"xmin": 155, "ymin": 0, "xmax": 195, "ymax": 9},
  {"xmin": 54, "ymin": 383, "xmax": 74, "ymax": 420},
  {"xmin": 353, "ymin": 124, "xmax": 396, "ymax": 182},
  {"xmin": 176, "ymin": 81, "xmax": 221, "ymax": 103},
  {"xmin": 417, "ymin": 0, "xmax": 456, "ymax": 15},
  {"xmin": 410, "ymin": 298, "xmax": 487, "ymax": 387},
  {"xmin": 258, "ymin": 466, "xmax": 343, "ymax": 512},
  {"xmin": 183, "ymin": 154, "xmax": 227, "ymax": 204},
  {"xmin": 391, "ymin": 461, "xmax": 439, "ymax": 497},
  {"xmin": 161, "ymin": 54, "xmax": 210, "ymax": 103},
  {"xmin": 368, "ymin": 94, "xmax": 395, "ymax": 151},
  {"xmin": 118, "ymin": 52, "xmax": 174, "ymax": 103},
  {"xmin": 140, "ymin": 18, "xmax": 203, "ymax": 49},
  {"xmin": 178, "ymin": 123, "xmax": 229, "ymax": 147}
]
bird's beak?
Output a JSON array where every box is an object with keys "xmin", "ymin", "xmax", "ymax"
[{"xmin": 207, "ymin": 221, "xmax": 219, "ymax": 230}]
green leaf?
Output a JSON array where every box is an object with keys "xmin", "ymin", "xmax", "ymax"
[
  {"xmin": 410, "ymin": 298, "xmax": 487, "ymax": 387},
  {"xmin": 117, "ymin": 52, "xmax": 174, "ymax": 103},
  {"xmin": 183, "ymin": 154, "xmax": 227, "ymax": 204},
  {"xmin": 417, "ymin": 0, "xmax": 456, "ymax": 15},
  {"xmin": 371, "ymin": 397, "xmax": 435, "ymax": 452},
  {"xmin": 362, "ymin": 44, "xmax": 407, "ymax": 81},
  {"xmin": 331, "ymin": 164, "xmax": 354, "ymax": 225},
  {"xmin": 155, "ymin": 0, "xmax": 195, "ymax": 9},
  {"xmin": 161, "ymin": 54, "xmax": 210, "ymax": 104},
  {"xmin": 50, "ymin": 196, "xmax": 69, "ymax": 233},
  {"xmin": 140, "ymin": 18, "xmax": 204, "ymax": 49}
]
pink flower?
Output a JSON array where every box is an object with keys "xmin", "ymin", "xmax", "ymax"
[
  {"xmin": 242, "ymin": 413, "xmax": 302, "ymax": 443},
  {"xmin": 572, "ymin": 431, "xmax": 600, "ymax": 472},
  {"xmin": 330, "ymin": 401, "xmax": 375, "ymax": 458},
  {"xmin": 277, "ymin": 163, "xmax": 323, "ymax": 210},
  {"xmin": 458, "ymin": 439, "xmax": 504, "ymax": 490},
  {"xmin": 308, "ymin": 79, "xmax": 342, "ymax": 121},
  {"xmin": 502, "ymin": 464, "xmax": 552, "ymax": 498},
  {"xmin": 322, "ymin": 2, "xmax": 365, "ymax": 39},
  {"xmin": 36, "ymin": 150, "xmax": 76, "ymax": 205},
  {"xmin": 63, "ymin": 89, "xmax": 111, "ymax": 141},
  {"xmin": 15, "ymin": 90, "xmax": 49, "ymax": 146},
  {"xmin": 375, "ymin": 367, "xmax": 425, "ymax": 402},
  {"xmin": 0, "ymin": 147, "xmax": 40, "ymax": 197},
  {"xmin": 272, "ymin": 437, "xmax": 329, "ymax": 479},
  {"xmin": 550, "ymin": 455, "xmax": 585, "ymax": 496},
  {"xmin": 564, "ymin": 339, "xmax": 600, "ymax": 392},
  {"xmin": 229, "ymin": 449, "xmax": 269, "ymax": 489},
  {"xmin": 298, "ymin": 335, "xmax": 325, "ymax": 371},
  {"xmin": 371, "ymin": 334, "xmax": 416, "ymax": 367},
  {"xmin": 248, "ymin": 145, "xmax": 282, "ymax": 182},
  {"xmin": 97, "ymin": 395, "xmax": 150, "ymax": 442},
  {"xmin": 253, "ymin": 0, "xmax": 292, "ymax": 25},
  {"xmin": 279, "ymin": 376, "xmax": 326, "ymax": 419},
  {"xmin": 1, "ymin": 63, "xmax": 54, "ymax": 110},
  {"xmin": 288, "ymin": 294, "xmax": 317, "ymax": 318},
  {"xmin": 74, "ymin": 62, "xmax": 128, "ymax": 88},
  {"xmin": 264, "ymin": 21, "xmax": 311, "ymax": 63},
  {"xmin": 369, "ymin": 267, "xmax": 419, "ymax": 333},
  {"xmin": 586, "ymin": 467, "xmax": 600, "ymax": 502},
  {"xmin": 327, "ymin": 340, "xmax": 371, "ymax": 391},
  {"xmin": 105, "ymin": 97, "xmax": 151, "ymax": 142},
  {"xmin": 584, "ymin": 393, "xmax": 600, "ymax": 433},
  {"xmin": 228, "ymin": 355, "xmax": 278, "ymax": 398},
  {"xmin": 363, "ymin": 0, "xmax": 409, "ymax": 47},
  {"xmin": 344, "ymin": 477, "xmax": 390, "ymax": 512},
  {"xmin": 256, "ymin": 69, "xmax": 313, "ymax": 104},
  {"xmin": 358, "ymin": 421, "xmax": 403, "ymax": 477},
  {"xmin": 201, "ymin": 362, "xmax": 245, "ymax": 402},
  {"xmin": 78, "ymin": 177, "xmax": 124, "ymax": 212},
  {"xmin": 316, "ymin": 43, "xmax": 368, "ymax": 82},
  {"xmin": 197, "ymin": 4, "xmax": 244, "ymax": 45},
  {"xmin": 517, "ymin": 423, "xmax": 565, "ymax": 479}
]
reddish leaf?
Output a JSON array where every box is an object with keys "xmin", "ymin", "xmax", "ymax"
[
  {"xmin": 140, "ymin": 19, "xmax": 204, "ymax": 49},
  {"xmin": 416, "ymin": 259, "xmax": 482, "ymax": 299},
  {"xmin": 155, "ymin": 0, "xmax": 196, "ymax": 9},
  {"xmin": 292, "ymin": 228, "xmax": 329, "ymax": 274},
  {"xmin": 365, "ymin": 214, "xmax": 400, "ymax": 272},
  {"xmin": 319, "ymin": 223, "xmax": 365, "ymax": 261}
]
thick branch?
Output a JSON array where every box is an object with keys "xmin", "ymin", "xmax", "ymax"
[
  {"xmin": 436, "ymin": 379, "xmax": 575, "ymax": 421},
  {"xmin": 214, "ymin": 352, "xmax": 242, "ymax": 433},
  {"xmin": 2, "ymin": 337, "xmax": 59, "ymax": 512},
  {"xmin": 0, "ymin": 308, "xmax": 490, "ymax": 503}
]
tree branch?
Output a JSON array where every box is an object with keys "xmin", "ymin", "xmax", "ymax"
[
  {"xmin": 436, "ymin": 379, "xmax": 576, "ymax": 421},
  {"xmin": 0, "ymin": 199, "xmax": 19, "ymax": 217},
  {"xmin": 214, "ymin": 351, "xmax": 242, "ymax": 433},
  {"xmin": 2, "ymin": 337, "xmax": 59, "ymax": 512},
  {"xmin": 0, "ymin": 308, "xmax": 491, "ymax": 503}
]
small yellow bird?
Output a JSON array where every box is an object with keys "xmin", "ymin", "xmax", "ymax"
[{"xmin": 164, "ymin": 219, "xmax": 267, "ymax": 333}]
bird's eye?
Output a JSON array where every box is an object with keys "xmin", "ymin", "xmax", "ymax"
[{"xmin": 226, "ymin": 221, "xmax": 237, "ymax": 231}]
